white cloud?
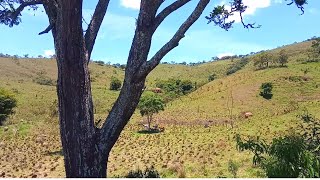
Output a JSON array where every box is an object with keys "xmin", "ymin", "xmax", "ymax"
[
  {"xmin": 218, "ymin": 53, "xmax": 235, "ymax": 58},
  {"xmin": 44, "ymin": 50, "xmax": 55, "ymax": 57},
  {"xmin": 273, "ymin": 0, "xmax": 282, "ymax": 4},
  {"xmin": 120, "ymin": 0, "xmax": 141, "ymax": 10}
]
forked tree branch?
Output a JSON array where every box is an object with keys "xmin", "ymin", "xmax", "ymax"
[
  {"xmin": 84, "ymin": 0, "xmax": 111, "ymax": 61},
  {"xmin": 138, "ymin": 0, "xmax": 210, "ymax": 78},
  {"xmin": 152, "ymin": 0, "xmax": 191, "ymax": 32}
]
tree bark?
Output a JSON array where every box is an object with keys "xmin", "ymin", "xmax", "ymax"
[{"xmin": 47, "ymin": 0, "xmax": 108, "ymax": 177}]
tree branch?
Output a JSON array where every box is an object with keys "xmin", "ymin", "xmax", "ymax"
[
  {"xmin": 38, "ymin": 23, "xmax": 53, "ymax": 35},
  {"xmin": 138, "ymin": 0, "xmax": 210, "ymax": 78},
  {"xmin": 84, "ymin": 0, "xmax": 111, "ymax": 61},
  {"xmin": 152, "ymin": 0, "xmax": 191, "ymax": 32},
  {"xmin": 9, "ymin": 0, "xmax": 43, "ymax": 27}
]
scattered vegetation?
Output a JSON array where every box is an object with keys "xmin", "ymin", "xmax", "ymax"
[
  {"xmin": 236, "ymin": 112, "xmax": 320, "ymax": 178},
  {"xmin": 226, "ymin": 58, "xmax": 249, "ymax": 75},
  {"xmin": 125, "ymin": 166, "xmax": 160, "ymax": 178},
  {"xmin": 0, "ymin": 88, "xmax": 17, "ymax": 125},
  {"xmin": 33, "ymin": 74, "xmax": 55, "ymax": 86}
]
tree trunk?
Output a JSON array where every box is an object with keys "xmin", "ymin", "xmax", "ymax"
[{"xmin": 49, "ymin": 0, "xmax": 109, "ymax": 177}]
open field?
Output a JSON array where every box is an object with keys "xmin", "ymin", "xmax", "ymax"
[{"xmin": 0, "ymin": 40, "xmax": 319, "ymax": 177}]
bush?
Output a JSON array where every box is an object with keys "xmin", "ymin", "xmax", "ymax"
[
  {"xmin": 259, "ymin": 82, "xmax": 273, "ymax": 99},
  {"xmin": 33, "ymin": 75, "xmax": 55, "ymax": 86},
  {"xmin": 155, "ymin": 78, "xmax": 194, "ymax": 95},
  {"xmin": 208, "ymin": 73, "xmax": 217, "ymax": 82},
  {"xmin": 0, "ymin": 88, "xmax": 17, "ymax": 125},
  {"xmin": 236, "ymin": 112, "xmax": 320, "ymax": 178},
  {"xmin": 226, "ymin": 58, "xmax": 249, "ymax": 75},
  {"xmin": 236, "ymin": 134, "xmax": 320, "ymax": 178},
  {"xmin": 110, "ymin": 76, "xmax": 122, "ymax": 91},
  {"xmin": 126, "ymin": 166, "xmax": 160, "ymax": 178}
]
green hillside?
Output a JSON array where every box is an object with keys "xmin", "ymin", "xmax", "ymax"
[{"xmin": 0, "ymin": 40, "xmax": 319, "ymax": 178}]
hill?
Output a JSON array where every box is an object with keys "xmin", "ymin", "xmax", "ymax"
[{"xmin": 0, "ymin": 40, "xmax": 319, "ymax": 177}]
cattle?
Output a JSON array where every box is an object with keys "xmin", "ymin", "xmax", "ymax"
[
  {"xmin": 152, "ymin": 87, "xmax": 162, "ymax": 93},
  {"xmin": 240, "ymin": 112, "xmax": 253, "ymax": 118}
]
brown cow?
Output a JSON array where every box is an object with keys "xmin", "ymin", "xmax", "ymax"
[{"xmin": 152, "ymin": 87, "xmax": 162, "ymax": 93}]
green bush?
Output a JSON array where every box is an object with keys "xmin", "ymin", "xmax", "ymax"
[
  {"xmin": 208, "ymin": 73, "xmax": 217, "ymax": 82},
  {"xmin": 0, "ymin": 88, "xmax": 17, "ymax": 125},
  {"xmin": 110, "ymin": 76, "xmax": 122, "ymax": 91},
  {"xmin": 236, "ymin": 134, "xmax": 320, "ymax": 178},
  {"xmin": 259, "ymin": 82, "xmax": 273, "ymax": 99},
  {"xmin": 33, "ymin": 75, "xmax": 55, "ymax": 86},
  {"xmin": 236, "ymin": 112, "xmax": 320, "ymax": 178},
  {"xmin": 226, "ymin": 58, "xmax": 249, "ymax": 75},
  {"xmin": 155, "ymin": 78, "xmax": 194, "ymax": 95},
  {"xmin": 126, "ymin": 166, "xmax": 160, "ymax": 178}
]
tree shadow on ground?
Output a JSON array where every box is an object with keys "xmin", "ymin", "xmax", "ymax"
[{"xmin": 137, "ymin": 129, "xmax": 162, "ymax": 134}]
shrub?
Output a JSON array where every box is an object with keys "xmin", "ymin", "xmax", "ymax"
[
  {"xmin": 126, "ymin": 166, "xmax": 160, "ymax": 178},
  {"xmin": 259, "ymin": 82, "xmax": 273, "ymax": 99},
  {"xmin": 33, "ymin": 75, "xmax": 55, "ymax": 86},
  {"xmin": 109, "ymin": 76, "xmax": 122, "ymax": 91},
  {"xmin": 208, "ymin": 73, "xmax": 217, "ymax": 82},
  {"xmin": 236, "ymin": 134, "xmax": 320, "ymax": 178},
  {"xmin": 0, "ymin": 88, "xmax": 17, "ymax": 125},
  {"xmin": 155, "ymin": 78, "xmax": 194, "ymax": 95},
  {"xmin": 226, "ymin": 58, "xmax": 249, "ymax": 75}
]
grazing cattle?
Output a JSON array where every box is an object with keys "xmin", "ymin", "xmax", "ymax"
[
  {"xmin": 152, "ymin": 87, "xmax": 162, "ymax": 93},
  {"xmin": 240, "ymin": 112, "xmax": 253, "ymax": 118}
]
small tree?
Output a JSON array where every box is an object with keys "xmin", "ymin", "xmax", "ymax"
[
  {"xmin": 260, "ymin": 82, "xmax": 273, "ymax": 100},
  {"xmin": 109, "ymin": 76, "xmax": 122, "ymax": 91},
  {"xmin": 0, "ymin": 88, "xmax": 17, "ymax": 125},
  {"xmin": 278, "ymin": 50, "xmax": 288, "ymax": 67},
  {"xmin": 138, "ymin": 94, "xmax": 165, "ymax": 131}
]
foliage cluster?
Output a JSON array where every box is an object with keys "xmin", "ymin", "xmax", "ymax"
[
  {"xmin": 155, "ymin": 79, "xmax": 195, "ymax": 102},
  {"xmin": 236, "ymin": 112, "xmax": 320, "ymax": 178},
  {"xmin": 109, "ymin": 76, "xmax": 122, "ymax": 91},
  {"xmin": 259, "ymin": 82, "xmax": 273, "ymax": 100},
  {"xmin": 33, "ymin": 75, "xmax": 55, "ymax": 86},
  {"xmin": 226, "ymin": 58, "xmax": 249, "ymax": 75},
  {"xmin": 254, "ymin": 50, "xmax": 289, "ymax": 70},
  {"xmin": 125, "ymin": 166, "xmax": 160, "ymax": 178},
  {"xmin": 208, "ymin": 73, "xmax": 217, "ymax": 82},
  {"xmin": 0, "ymin": 88, "xmax": 17, "ymax": 125},
  {"xmin": 138, "ymin": 94, "xmax": 165, "ymax": 130}
]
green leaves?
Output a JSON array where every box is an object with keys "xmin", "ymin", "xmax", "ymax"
[
  {"xmin": 138, "ymin": 94, "xmax": 165, "ymax": 117},
  {"xmin": 236, "ymin": 132, "xmax": 320, "ymax": 178}
]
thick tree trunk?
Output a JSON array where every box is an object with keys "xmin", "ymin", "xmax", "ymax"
[{"xmin": 49, "ymin": 0, "xmax": 108, "ymax": 177}]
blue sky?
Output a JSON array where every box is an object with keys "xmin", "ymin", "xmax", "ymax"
[{"xmin": 0, "ymin": 0, "xmax": 319, "ymax": 64}]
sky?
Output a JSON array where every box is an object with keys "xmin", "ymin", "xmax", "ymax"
[{"xmin": 0, "ymin": 0, "xmax": 320, "ymax": 64}]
